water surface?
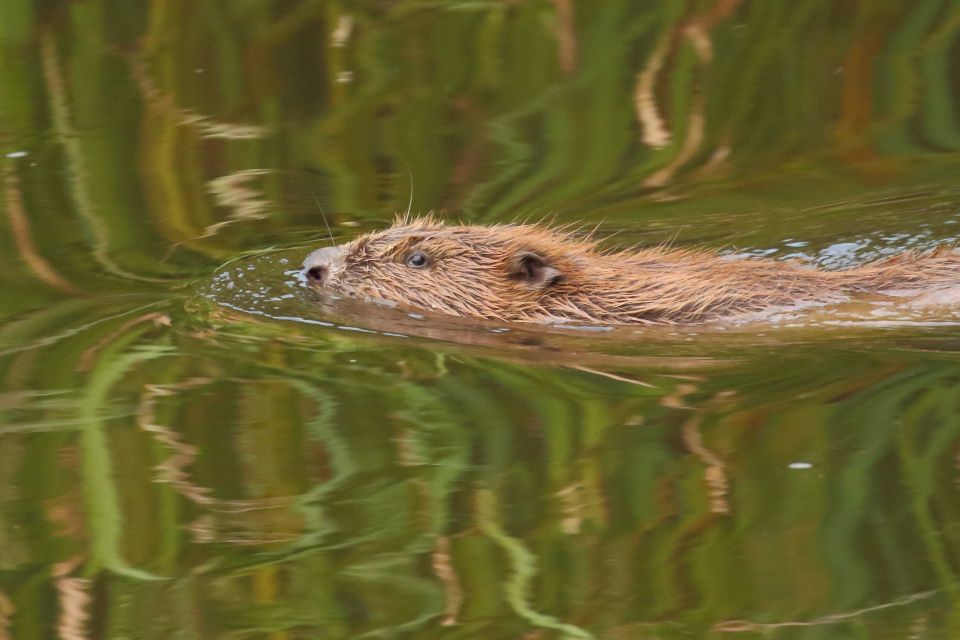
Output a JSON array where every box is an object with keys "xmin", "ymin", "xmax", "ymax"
[{"xmin": 2, "ymin": 2, "xmax": 960, "ymax": 638}]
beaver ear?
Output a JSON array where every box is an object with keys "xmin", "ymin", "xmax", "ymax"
[{"xmin": 507, "ymin": 251, "xmax": 562, "ymax": 289}]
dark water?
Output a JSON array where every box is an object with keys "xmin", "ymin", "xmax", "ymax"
[{"xmin": 3, "ymin": 2, "xmax": 960, "ymax": 638}]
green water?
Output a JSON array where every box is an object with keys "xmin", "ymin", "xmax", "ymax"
[{"xmin": 2, "ymin": 1, "xmax": 960, "ymax": 638}]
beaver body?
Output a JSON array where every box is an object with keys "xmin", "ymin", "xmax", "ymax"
[{"xmin": 302, "ymin": 218, "xmax": 960, "ymax": 325}]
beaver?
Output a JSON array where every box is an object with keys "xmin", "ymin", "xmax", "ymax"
[{"xmin": 302, "ymin": 217, "xmax": 960, "ymax": 325}]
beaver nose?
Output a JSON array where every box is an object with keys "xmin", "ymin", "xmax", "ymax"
[
  {"xmin": 305, "ymin": 264, "xmax": 327, "ymax": 284},
  {"xmin": 303, "ymin": 246, "xmax": 343, "ymax": 285}
]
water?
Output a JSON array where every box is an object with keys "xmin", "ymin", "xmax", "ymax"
[{"xmin": 2, "ymin": 2, "xmax": 960, "ymax": 638}]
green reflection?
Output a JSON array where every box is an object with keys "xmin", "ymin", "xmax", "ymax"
[{"xmin": 0, "ymin": 1, "xmax": 959, "ymax": 638}]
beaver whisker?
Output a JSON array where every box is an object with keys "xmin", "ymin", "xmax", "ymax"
[{"xmin": 310, "ymin": 191, "xmax": 336, "ymax": 248}]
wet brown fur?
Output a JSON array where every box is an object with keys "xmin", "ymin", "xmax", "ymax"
[{"xmin": 304, "ymin": 216, "xmax": 960, "ymax": 325}]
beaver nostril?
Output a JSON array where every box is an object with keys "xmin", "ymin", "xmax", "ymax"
[{"xmin": 303, "ymin": 246, "xmax": 344, "ymax": 286}]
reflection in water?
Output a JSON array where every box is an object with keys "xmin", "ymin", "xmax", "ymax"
[
  {"xmin": 129, "ymin": 54, "xmax": 270, "ymax": 141},
  {"xmin": 8, "ymin": 283, "xmax": 960, "ymax": 638},
  {"xmin": 4, "ymin": 169, "xmax": 81, "ymax": 296},
  {"xmin": 204, "ymin": 169, "xmax": 274, "ymax": 238},
  {"xmin": 1, "ymin": 1, "xmax": 960, "ymax": 638}
]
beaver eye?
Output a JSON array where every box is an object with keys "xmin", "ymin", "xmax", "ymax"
[{"xmin": 405, "ymin": 251, "xmax": 429, "ymax": 268}]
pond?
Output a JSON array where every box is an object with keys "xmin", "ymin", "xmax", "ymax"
[{"xmin": 2, "ymin": 1, "xmax": 960, "ymax": 638}]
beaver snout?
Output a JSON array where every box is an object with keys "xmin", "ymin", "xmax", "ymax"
[{"xmin": 303, "ymin": 246, "xmax": 344, "ymax": 286}]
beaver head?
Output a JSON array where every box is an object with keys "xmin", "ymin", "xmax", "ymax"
[{"xmin": 303, "ymin": 217, "xmax": 588, "ymax": 323}]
